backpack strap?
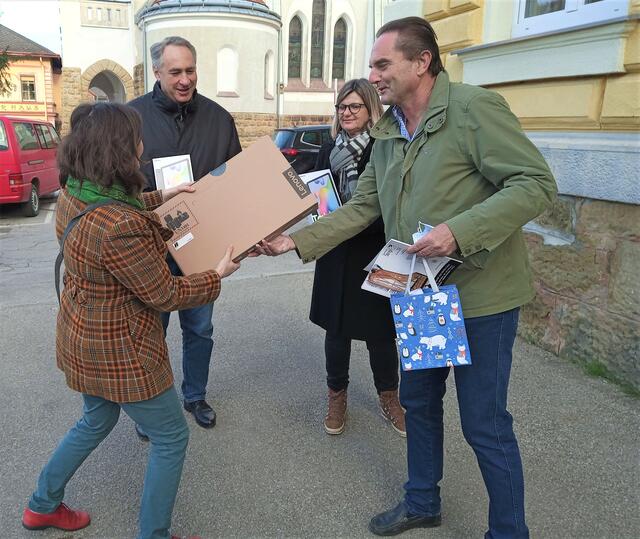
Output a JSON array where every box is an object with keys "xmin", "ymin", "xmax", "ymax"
[{"xmin": 55, "ymin": 200, "xmax": 126, "ymax": 305}]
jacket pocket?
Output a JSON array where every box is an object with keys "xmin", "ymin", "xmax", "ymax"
[
  {"xmin": 461, "ymin": 249, "xmax": 490, "ymax": 270},
  {"xmin": 126, "ymin": 308, "xmax": 165, "ymax": 373}
]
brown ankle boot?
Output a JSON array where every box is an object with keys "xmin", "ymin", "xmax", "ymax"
[
  {"xmin": 324, "ymin": 388, "xmax": 347, "ymax": 435},
  {"xmin": 379, "ymin": 390, "xmax": 406, "ymax": 437}
]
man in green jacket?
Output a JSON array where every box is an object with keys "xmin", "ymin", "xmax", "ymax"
[{"xmin": 255, "ymin": 16, "xmax": 556, "ymax": 539}]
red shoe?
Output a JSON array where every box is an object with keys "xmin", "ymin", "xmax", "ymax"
[{"xmin": 22, "ymin": 502, "xmax": 91, "ymax": 531}]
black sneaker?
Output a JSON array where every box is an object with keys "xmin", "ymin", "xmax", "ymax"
[
  {"xmin": 369, "ymin": 501, "xmax": 441, "ymax": 536},
  {"xmin": 183, "ymin": 400, "xmax": 216, "ymax": 428}
]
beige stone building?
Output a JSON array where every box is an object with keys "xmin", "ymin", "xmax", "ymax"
[
  {"xmin": 59, "ymin": 0, "xmax": 136, "ymax": 133},
  {"xmin": 58, "ymin": 0, "xmax": 376, "ymax": 141},
  {"xmin": 384, "ymin": 0, "xmax": 639, "ymax": 390},
  {"xmin": 0, "ymin": 25, "xmax": 62, "ymax": 129}
]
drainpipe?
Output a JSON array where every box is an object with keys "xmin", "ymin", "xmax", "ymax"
[
  {"xmin": 276, "ymin": 23, "xmax": 282, "ymax": 127},
  {"xmin": 142, "ymin": 7, "xmax": 148, "ymax": 92},
  {"xmin": 276, "ymin": 0, "xmax": 283, "ymax": 128},
  {"xmin": 39, "ymin": 56, "xmax": 48, "ymax": 122}
]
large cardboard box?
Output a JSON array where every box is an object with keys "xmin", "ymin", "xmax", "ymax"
[{"xmin": 155, "ymin": 136, "xmax": 317, "ymax": 275}]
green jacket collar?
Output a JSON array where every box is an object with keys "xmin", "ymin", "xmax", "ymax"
[{"xmin": 372, "ymin": 70, "xmax": 450, "ymax": 140}]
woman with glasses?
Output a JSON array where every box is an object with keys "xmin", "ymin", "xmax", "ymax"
[{"xmin": 310, "ymin": 78, "xmax": 405, "ymax": 437}]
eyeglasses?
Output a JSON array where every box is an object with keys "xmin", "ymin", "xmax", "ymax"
[{"xmin": 335, "ymin": 103, "xmax": 366, "ymax": 115}]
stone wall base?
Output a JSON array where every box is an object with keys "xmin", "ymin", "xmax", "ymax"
[
  {"xmin": 233, "ymin": 113, "xmax": 333, "ymax": 147},
  {"xmin": 522, "ymin": 196, "xmax": 640, "ymax": 392}
]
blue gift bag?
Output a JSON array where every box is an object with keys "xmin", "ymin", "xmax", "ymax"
[{"xmin": 390, "ymin": 255, "xmax": 472, "ymax": 371}]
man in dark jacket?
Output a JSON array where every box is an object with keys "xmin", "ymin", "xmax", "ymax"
[{"xmin": 129, "ymin": 36, "xmax": 241, "ymax": 432}]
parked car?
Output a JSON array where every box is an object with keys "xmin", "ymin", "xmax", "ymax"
[
  {"xmin": 0, "ymin": 116, "xmax": 61, "ymax": 217},
  {"xmin": 272, "ymin": 125, "xmax": 332, "ymax": 173}
]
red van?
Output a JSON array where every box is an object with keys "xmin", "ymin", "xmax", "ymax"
[{"xmin": 0, "ymin": 116, "xmax": 61, "ymax": 216}]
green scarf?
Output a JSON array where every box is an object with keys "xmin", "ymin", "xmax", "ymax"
[{"xmin": 65, "ymin": 176, "xmax": 144, "ymax": 210}]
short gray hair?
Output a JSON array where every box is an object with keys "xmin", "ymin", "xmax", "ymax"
[{"xmin": 150, "ymin": 36, "xmax": 197, "ymax": 70}]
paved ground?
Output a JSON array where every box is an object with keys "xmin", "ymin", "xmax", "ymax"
[{"xmin": 0, "ymin": 206, "xmax": 638, "ymax": 538}]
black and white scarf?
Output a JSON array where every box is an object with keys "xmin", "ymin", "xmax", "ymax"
[{"xmin": 329, "ymin": 131, "xmax": 370, "ymax": 202}]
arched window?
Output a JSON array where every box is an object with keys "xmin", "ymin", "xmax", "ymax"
[
  {"xmin": 310, "ymin": 0, "xmax": 325, "ymax": 79},
  {"xmin": 264, "ymin": 50, "xmax": 275, "ymax": 98},
  {"xmin": 217, "ymin": 47, "xmax": 238, "ymax": 95},
  {"xmin": 288, "ymin": 16, "xmax": 302, "ymax": 79},
  {"xmin": 332, "ymin": 18, "xmax": 347, "ymax": 81}
]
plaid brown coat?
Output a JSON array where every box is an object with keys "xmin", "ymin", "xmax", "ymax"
[{"xmin": 55, "ymin": 188, "xmax": 221, "ymax": 403}]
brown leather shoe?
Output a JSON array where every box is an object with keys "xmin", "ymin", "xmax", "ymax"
[
  {"xmin": 323, "ymin": 388, "xmax": 347, "ymax": 435},
  {"xmin": 379, "ymin": 390, "xmax": 406, "ymax": 437}
]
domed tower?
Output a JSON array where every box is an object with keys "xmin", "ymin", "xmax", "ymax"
[{"xmin": 135, "ymin": 0, "xmax": 281, "ymax": 143}]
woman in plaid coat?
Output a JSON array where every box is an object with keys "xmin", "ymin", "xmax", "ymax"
[{"xmin": 21, "ymin": 103, "xmax": 239, "ymax": 539}]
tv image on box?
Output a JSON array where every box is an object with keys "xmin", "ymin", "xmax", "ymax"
[
  {"xmin": 299, "ymin": 169, "xmax": 341, "ymax": 223},
  {"xmin": 152, "ymin": 154, "xmax": 194, "ymax": 190}
]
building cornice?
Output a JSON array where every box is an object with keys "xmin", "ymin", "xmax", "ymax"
[
  {"xmin": 452, "ymin": 14, "xmax": 640, "ymax": 86},
  {"xmin": 135, "ymin": 0, "xmax": 281, "ymax": 28}
]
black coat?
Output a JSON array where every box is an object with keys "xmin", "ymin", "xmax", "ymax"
[
  {"xmin": 129, "ymin": 82, "xmax": 242, "ymax": 190},
  {"xmin": 309, "ymin": 140, "xmax": 395, "ymax": 340}
]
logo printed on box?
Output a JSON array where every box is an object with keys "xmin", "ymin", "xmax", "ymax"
[
  {"xmin": 283, "ymin": 166, "xmax": 311, "ymax": 199},
  {"xmin": 161, "ymin": 201, "xmax": 199, "ymax": 238}
]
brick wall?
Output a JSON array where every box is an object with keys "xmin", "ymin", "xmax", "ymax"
[{"xmin": 280, "ymin": 114, "xmax": 333, "ymax": 127}]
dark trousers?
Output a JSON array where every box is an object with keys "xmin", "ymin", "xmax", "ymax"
[
  {"xmin": 325, "ymin": 332, "xmax": 399, "ymax": 394},
  {"xmin": 160, "ymin": 257, "xmax": 214, "ymax": 403},
  {"xmin": 400, "ymin": 308, "xmax": 528, "ymax": 539}
]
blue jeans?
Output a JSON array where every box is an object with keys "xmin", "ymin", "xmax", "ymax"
[
  {"xmin": 161, "ymin": 256, "xmax": 214, "ymax": 403},
  {"xmin": 29, "ymin": 387, "xmax": 189, "ymax": 539},
  {"xmin": 400, "ymin": 308, "xmax": 528, "ymax": 539}
]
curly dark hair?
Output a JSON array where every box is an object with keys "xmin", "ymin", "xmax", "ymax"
[{"xmin": 58, "ymin": 102, "xmax": 147, "ymax": 195}]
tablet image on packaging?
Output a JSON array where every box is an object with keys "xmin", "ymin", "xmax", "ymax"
[
  {"xmin": 299, "ymin": 169, "xmax": 341, "ymax": 223},
  {"xmin": 153, "ymin": 155, "xmax": 194, "ymax": 190}
]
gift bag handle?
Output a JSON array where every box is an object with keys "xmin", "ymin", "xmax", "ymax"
[{"xmin": 404, "ymin": 253, "xmax": 440, "ymax": 296}]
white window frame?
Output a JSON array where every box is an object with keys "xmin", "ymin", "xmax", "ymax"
[
  {"xmin": 216, "ymin": 46, "xmax": 239, "ymax": 96},
  {"xmin": 264, "ymin": 50, "xmax": 275, "ymax": 99},
  {"xmin": 512, "ymin": 0, "xmax": 628, "ymax": 37},
  {"xmin": 20, "ymin": 76, "xmax": 36, "ymax": 102}
]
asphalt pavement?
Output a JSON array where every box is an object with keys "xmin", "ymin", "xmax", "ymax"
[{"xmin": 0, "ymin": 206, "xmax": 638, "ymax": 538}]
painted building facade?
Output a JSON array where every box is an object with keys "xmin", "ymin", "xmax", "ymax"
[
  {"xmin": 59, "ymin": 0, "xmax": 137, "ymax": 133},
  {"xmin": 58, "ymin": 0, "xmax": 376, "ymax": 143},
  {"xmin": 0, "ymin": 25, "xmax": 62, "ymax": 129},
  {"xmin": 384, "ymin": 0, "xmax": 639, "ymax": 390}
]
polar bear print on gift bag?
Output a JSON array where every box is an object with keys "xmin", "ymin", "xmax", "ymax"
[
  {"xmin": 420, "ymin": 334, "xmax": 447, "ymax": 350},
  {"xmin": 432, "ymin": 292, "xmax": 448, "ymax": 305}
]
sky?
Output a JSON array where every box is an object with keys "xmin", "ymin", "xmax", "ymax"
[{"xmin": 0, "ymin": 0, "xmax": 62, "ymax": 54}]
